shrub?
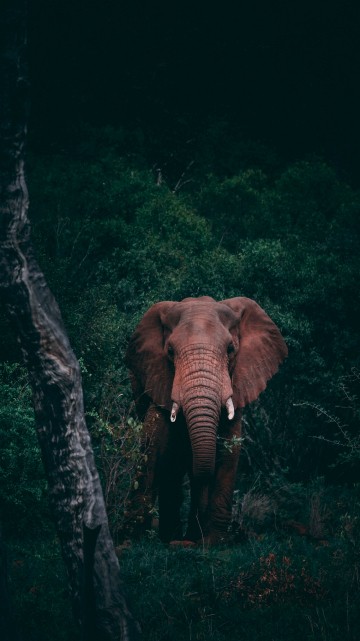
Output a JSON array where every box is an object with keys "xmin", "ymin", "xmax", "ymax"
[{"xmin": 0, "ymin": 363, "xmax": 50, "ymax": 536}]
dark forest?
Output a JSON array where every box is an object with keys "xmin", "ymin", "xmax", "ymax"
[{"xmin": 1, "ymin": 1, "xmax": 360, "ymax": 639}]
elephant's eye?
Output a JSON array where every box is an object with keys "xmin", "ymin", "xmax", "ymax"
[
  {"xmin": 167, "ymin": 345, "xmax": 175, "ymax": 359},
  {"xmin": 227, "ymin": 342, "xmax": 235, "ymax": 355}
]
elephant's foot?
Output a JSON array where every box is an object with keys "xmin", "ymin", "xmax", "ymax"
[
  {"xmin": 169, "ymin": 539, "xmax": 196, "ymax": 548},
  {"xmin": 170, "ymin": 534, "xmax": 228, "ymax": 547}
]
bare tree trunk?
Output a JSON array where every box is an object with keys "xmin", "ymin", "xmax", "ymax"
[{"xmin": 0, "ymin": 2, "xmax": 139, "ymax": 639}]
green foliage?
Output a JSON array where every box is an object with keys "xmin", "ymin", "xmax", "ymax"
[
  {"xmin": 87, "ymin": 381, "xmax": 146, "ymax": 540},
  {"xmin": 0, "ymin": 363, "xmax": 50, "ymax": 536},
  {"xmin": 2, "ymin": 124, "xmax": 360, "ymax": 637},
  {"xmin": 2, "ymin": 126, "xmax": 358, "ymax": 504},
  {"xmin": 297, "ymin": 368, "xmax": 360, "ymax": 473}
]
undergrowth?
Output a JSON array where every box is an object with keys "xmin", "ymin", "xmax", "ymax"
[
  {"xmin": 7, "ymin": 528, "xmax": 360, "ymax": 641},
  {"xmin": 118, "ymin": 534, "xmax": 360, "ymax": 641}
]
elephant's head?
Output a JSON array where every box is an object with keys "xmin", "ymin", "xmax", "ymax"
[{"xmin": 126, "ymin": 296, "xmax": 287, "ymax": 478}]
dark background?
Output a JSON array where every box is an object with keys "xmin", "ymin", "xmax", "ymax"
[{"xmin": 28, "ymin": 0, "xmax": 360, "ymax": 182}]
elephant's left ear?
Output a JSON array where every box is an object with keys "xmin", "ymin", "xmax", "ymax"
[
  {"xmin": 125, "ymin": 301, "xmax": 176, "ymax": 414},
  {"xmin": 221, "ymin": 297, "xmax": 288, "ymax": 408}
]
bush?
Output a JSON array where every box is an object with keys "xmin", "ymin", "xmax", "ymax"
[
  {"xmin": 87, "ymin": 381, "xmax": 147, "ymax": 542},
  {"xmin": 0, "ymin": 363, "xmax": 50, "ymax": 536}
]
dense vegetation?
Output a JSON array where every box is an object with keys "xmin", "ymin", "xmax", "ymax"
[{"xmin": 1, "ymin": 124, "xmax": 359, "ymax": 639}]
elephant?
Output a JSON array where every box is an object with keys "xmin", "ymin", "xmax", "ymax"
[{"xmin": 125, "ymin": 296, "xmax": 287, "ymax": 545}]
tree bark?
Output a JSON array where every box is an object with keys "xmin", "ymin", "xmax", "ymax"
[{"xmin": 0, "ymin": 2, "xmax": 139, "ymax": 639}]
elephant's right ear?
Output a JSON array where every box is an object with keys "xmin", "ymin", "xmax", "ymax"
[
  {"xmin": 221, "ymin": 297, "xmax": 288, "ymax": 408},
  {"xmin": 125, "ymin": 302, "xmax": 175, "ymax": 413}
]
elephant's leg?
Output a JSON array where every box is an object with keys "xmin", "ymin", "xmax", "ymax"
[
  {"xmin": 184, "ymin": 477, "xmax": 210, "ymax": 543},
  {"xmin": 157, "ymin": 415, "xmax": 189, "ymax": 543},
  {"xmin": 207, "ymin": 411, "xmax": 242, "ymax": 543},
  {"xmin": 157, "ymin": 463, "xmax": 185, "ymax": 542}
]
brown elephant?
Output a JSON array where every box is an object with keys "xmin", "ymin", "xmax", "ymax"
[{"xmin": 125, "ymin": 296, "xmax": 287, "ymax": 545}]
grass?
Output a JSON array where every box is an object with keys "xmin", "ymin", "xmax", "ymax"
[
  {"xmin": 119, "ymin": 534, "xmax": 360, "ymax": 641},
  {"xmin": 7, "ymin": 510, "xmax": 360, "ymax": 641},
  {"xmin": 8, "ymin": 537, "xmax": 77, "ymax": 641}
]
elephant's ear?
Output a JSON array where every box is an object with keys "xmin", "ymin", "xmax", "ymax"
[
  {"xmin": 125, "ymin": 302, "xmax": 175, "ymax": 413},
  {"xmin": 221, "ymin": 297, "xmax": 288, "ymax": 408}
]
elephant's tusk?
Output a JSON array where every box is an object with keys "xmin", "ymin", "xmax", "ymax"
[
  {"xmin": 170, "ymin": 402, "xmax": 179, "ymax": 423},
  {"xmin": 226, "ymin": 397, "xmax": 235, "ymax": 420}
]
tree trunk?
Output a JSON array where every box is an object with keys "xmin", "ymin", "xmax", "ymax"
[{"xmin": 0, "ymin": 2, "xmax": 139, "ymax": 639}]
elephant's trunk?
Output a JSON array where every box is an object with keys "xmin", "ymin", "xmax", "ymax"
[
  {"xmin": 184, "ymin": 395, "xmax": 219, "ymax": 477},
  {"xmin": 173, "ymin": 344, "xmax": 230, "ymax": 478}
]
